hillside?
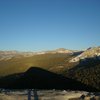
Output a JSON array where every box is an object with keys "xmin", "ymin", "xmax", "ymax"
[
  {"xmin": 66, "ymin": 58, "xmax": 100, "ymax": 90},
  {"xmin": 0, "ymin": 47, "xmax": 100, "ymax": 91},
  {"xmin": 66, "ymin": 47, "xmax": 100, "ymax": 90},
  {"xmin": 0, "ymin": 50, "xmax": 79, "ymax": 77}
]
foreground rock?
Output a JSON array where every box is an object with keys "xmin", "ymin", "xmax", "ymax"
[{"xmin": 0, "ymin": 90, "xmax": 87, "ymax": 100}]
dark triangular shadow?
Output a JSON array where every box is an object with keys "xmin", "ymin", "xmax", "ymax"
[{"xmin": 0, "ymin": 66, "xmax": 98, "ymax": 92}]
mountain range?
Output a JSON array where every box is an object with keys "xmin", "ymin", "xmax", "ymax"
[
  {"xmin": 0, "ymin": 46, "xmax": 100, "ymax": 91},
  {"xmin": 0, "ymin": 48, "xmax": 79, "ymax": 61}
]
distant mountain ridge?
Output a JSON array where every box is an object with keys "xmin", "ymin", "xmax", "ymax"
[
  {"xmin": 0, "ymin": 48, "xmax": 80, "ymax": 61},
  {"xmin": 1, "ymin": 46, "xmax": 99, "ymax": 62}
]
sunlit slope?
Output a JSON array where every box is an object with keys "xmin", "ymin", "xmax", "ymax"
[{"xmin": 0, "ymin": 53, "xmax": 73, "ymax": 76}]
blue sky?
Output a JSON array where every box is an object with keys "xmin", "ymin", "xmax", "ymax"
[{"xmin": 0, "ymin": 0, "xmax": 100, "ymax": 51}]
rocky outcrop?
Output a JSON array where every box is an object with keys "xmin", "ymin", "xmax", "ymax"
[{"xmin": 70, "ymin": 47, "xmax": 100, "ymax": 62}]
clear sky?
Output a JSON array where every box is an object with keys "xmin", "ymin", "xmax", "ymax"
[{"xmin": 0, "ymin": 0, "xmax": 100, "ymax": 51}]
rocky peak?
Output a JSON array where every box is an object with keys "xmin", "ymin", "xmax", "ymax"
[{"xmin": 70, "ymin": 46, "xmax": 100, "ymax": 62}]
